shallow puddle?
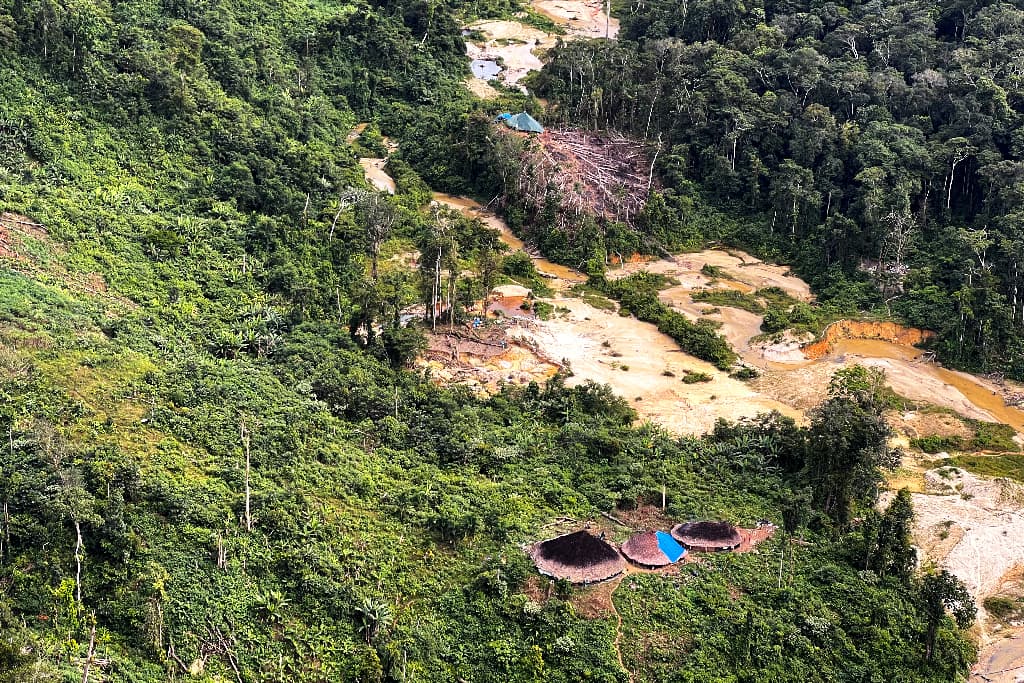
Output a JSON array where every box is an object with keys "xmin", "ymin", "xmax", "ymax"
[{"xmin": 471, "ymin": 59, "xmax": 502, "ymax": 79}]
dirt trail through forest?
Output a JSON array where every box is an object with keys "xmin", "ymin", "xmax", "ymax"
[{"xmin": 606, "ymin": 575, "xmax": 631, "ymax": 682}]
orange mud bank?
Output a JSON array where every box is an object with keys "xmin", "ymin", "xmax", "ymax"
[{"xmin": 802, "ymin": 320, "xmax": 936, "ymax": 360}]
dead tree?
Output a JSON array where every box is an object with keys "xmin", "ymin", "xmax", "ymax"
[{"xmin": 239, "ymin": 417, "xmax": 252, "ymax": 533}]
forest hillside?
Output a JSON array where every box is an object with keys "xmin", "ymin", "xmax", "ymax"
[{"xmin": 0, "ymin": 0, "xmax": 1012, "ymax": 680}]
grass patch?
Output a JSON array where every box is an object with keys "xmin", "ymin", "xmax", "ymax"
[
  {"xmin": 700, "ymin": 263, "xmax": 727, "ymax": 279},
  {"xmin": 691, "ymin": 289, "xmax": 764, "ymax": 314},
  {"xmin": 570, "ymin": 283, "xmax": 617, "ymax": 311},
  {"xmin": 681, "ymin": 370, "xmax": 712, "ymax": 384},
  {"xmin": 912, "ymin": 420, "xmax": 1017, "ymax": 454},
  {"xmin": 911, "ymin": 435, "xmax": 964, "ymax": 454},
  {"xmin": 945, "ymin": 453, "xmax": 1024, "ymax": 483},
  {"xmin": 969, "ymin": 420, "xmax": 1018, "ymax": 452},
  {"xmin": 984, "ymin": 596, "xmax": 1024, "ymax": 621}
]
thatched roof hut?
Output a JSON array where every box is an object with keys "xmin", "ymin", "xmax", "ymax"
[
  {"xmin": 621, "ymin": 531, "xmax": 686, "ymax": 568},
  {"xmin": 671, "ymin": 521, "xmax": 742, "ymax": 552},
  {"xmin": 529, "ymin": 530, "xmax": 625, "ymax": 584}
]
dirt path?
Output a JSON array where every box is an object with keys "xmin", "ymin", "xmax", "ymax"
[
  {"xmin": 359, "ymin": 158, "xmax": 396, "ymax": 194},
  {"xmin": 432, "ymin": 193, "xmax": 584, "ymax": 286},
  {"xmin": 608, "ymin": 575, "xmax": 633, "ymax": 683}
]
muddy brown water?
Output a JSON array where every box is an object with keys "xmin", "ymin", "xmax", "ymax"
[
  {"xmin": 353, "ymin": 132, "xmax": 1024, "ymax": 437},
  {"xmin": 834, "ymin": 339, "xmax": 1024, "ymax": 433}
]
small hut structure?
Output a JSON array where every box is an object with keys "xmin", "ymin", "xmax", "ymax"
[
  {"xmin": 529, "ymin": 530, "xmax": 625, "ymax": 584},
  {"xmin": 671, "ymin": 521, "xmax": 742, "ymax": 552},
  {"xmin": 501, "ymin": 111, "xmax": 544, "ymax": 133},
  {"xmin": 621, "ymin": 531, "xmax": 686, "ymax": 568}
]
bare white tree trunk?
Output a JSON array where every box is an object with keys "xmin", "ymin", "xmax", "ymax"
[
  {"xmin": 81, "ymin": 617, "xmax": 96, "ymax": 683},
  {"xmin": 240, "ymin": 418, "xmax": 252, "ymax": 533},
  {"xmin": 74, "ymin": 519, "xmax": 84, "ymax": 605}
]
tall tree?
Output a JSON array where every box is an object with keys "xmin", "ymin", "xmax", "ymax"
[{"xmin": 805, "ymin": 366, "xmax": 899, "ymax": 524}]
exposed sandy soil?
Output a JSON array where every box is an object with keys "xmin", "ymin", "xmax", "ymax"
[
  {"xmin": 345, "ymin": 122, "xmax": 368, "ymax": 144},
  {"xmin": 881, "ymin": 467, "xmax": 1024, "ymax": 680},
  {"xmin": 607, "ymin": 249, "xmax": 814, "ymax": 367},
  {"xmin": 901, "ymin": 469, "xmax": 1024, "ymax": 600},
  {"xmin": 889, "ymin": 409, "xmax": 976, "ymax": 441},
  {"xmin": 533, "ymin": 0, "xmax": 620, "ymax": 38},
  {"xmin": 510, "ymin": 296, "xmax": 801, "ymax": 435},
  {"xmin": 424, "ymin": 192, "xmax": 1024, "ymax": 439},
  {"xmin": 464, "ymin": 20, "xmax": 548, "ymax": 89},
  {"xmin": 612, "ymin": 250, "xmax": 813, "ymax": 301},
  {"xmin": 802, "ymin": 319, "xmax": 934, "ymax": 359},
  {"xmin": 973, "ymin": 569, "xmax": 1024, "ymax": 681},
  {"xmin": 463, "ymin": 0, "xmax": 617, "ymax": 92},
  {"xmin": 359, "ymin": 158, "xmax": 396, "ymax": 194},
  {"xmin": 974, "ymin": 631, "xmax": 1024, "ymax": 682}
]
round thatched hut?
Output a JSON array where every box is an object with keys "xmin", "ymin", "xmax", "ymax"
[
  {"xmin": 621, "ymin": 531, "xmax": 686, "ymax": 568},
  {"xmin": 529, "ymin": 530, "xmax": 625, "ymax": 584},
  {"xmin": 671, "ymin": 521, "xmax": 742, "ymax": 552}
]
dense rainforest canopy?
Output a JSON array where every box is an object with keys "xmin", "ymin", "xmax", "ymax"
[
  {"xmin": 527, "ymin": 0, "xmax": 1024, "ymax": 377},
  {"xmin": 0, "ymin": 0, "xmax": 988, "ymax": 679}
]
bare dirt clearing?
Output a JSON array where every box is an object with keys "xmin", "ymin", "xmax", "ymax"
[
  {"xmin": 886, "ymin": 468, "xmax": 1024, "ymax": 679},
  {"xmin": 612, "ymin": 250, "xmax": 812, "ymax": 301},
  {"xmin": 533, "ymin": 0, "xmax": 620, "ymax": 38},
  {"xmin": 462, "ymin": 0, "xmax": 617, "ymax": 92},
  {"xmin": 510, "ymin": 296, "xmax": 800, "ymax": 434},
  {"xmin": 464, "ymin": 21, "xmax": 547, "ymax": 89}
]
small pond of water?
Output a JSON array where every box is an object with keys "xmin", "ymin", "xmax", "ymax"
[{"xmin": 471, "ymin": 59, "xmax": 502, "ymax": 79}]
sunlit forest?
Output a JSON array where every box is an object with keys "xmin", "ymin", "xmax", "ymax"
[{"xmin": 2, "ymin": 0, "xmax": 1018, "ymax": 679}]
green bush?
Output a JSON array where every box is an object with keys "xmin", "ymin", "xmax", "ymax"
[
  {"xmin": 983, "ymin": 596, "xmax": 1020, "ymax": 619},
  {"xmin": 681, "ymin": 370, "xmax": 713, "ymax": 384},
  {"xmin": 911, "ymin": 435, "xmax": 964, "ymax": 454},
  {"xmin": 591, "ymin": 274, "xmax": 737, "ymax": 370}
]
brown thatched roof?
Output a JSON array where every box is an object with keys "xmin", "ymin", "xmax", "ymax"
[
  {"xmin": 621, "ymin": 531, "xmax": 670, "ymax": 567},
  {"xmin": 529, "ymin": 531, "xmax": 625, "ymax": 583},
  {"xmin": 671, "ymin": 521, "xmax": 742, "ymax": 550}
]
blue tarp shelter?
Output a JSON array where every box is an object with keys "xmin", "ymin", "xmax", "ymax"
[
  {"xmin": 502, "ymin": 111, "xmax": 544, "ymax": 133},
  {"xmin": 655, "ymin": 531, "xmax": 686, "ymax": 563}
]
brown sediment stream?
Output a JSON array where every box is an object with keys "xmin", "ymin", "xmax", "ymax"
[
  {"xmin": 801, "ymin": 320, "xmax": 935, "ymax": 359},
  {"xmin": 830, "ymin": 338, "xmax": 1024, "ymax": 433},
  {"xmin": 432, "ymin": 192, "xmax": 585, "ymax": 284}
]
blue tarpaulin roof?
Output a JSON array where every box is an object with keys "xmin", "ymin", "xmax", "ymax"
[
  {"xmin": 655, "ymin": 531, "xmax": 686, "ymax": 563},
  {"xmin": 503, "ymin": 111, "xmax": 543, "ymax": 133}
]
